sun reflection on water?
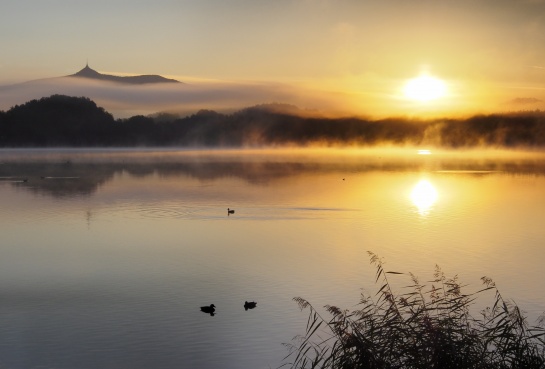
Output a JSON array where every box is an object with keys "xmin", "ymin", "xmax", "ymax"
[{"xmin": 410, "ymin": 179, "xmax": 438, "ymax": 215}]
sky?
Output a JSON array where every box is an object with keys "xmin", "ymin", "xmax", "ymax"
[{"xmin": 1, "ymin": 0, "xmax": 545, "ymax": 117}]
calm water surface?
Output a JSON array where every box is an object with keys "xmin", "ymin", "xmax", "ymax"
[{"xmin": 0, "ymin": 148, "xmax": 544, "ymax": 369}]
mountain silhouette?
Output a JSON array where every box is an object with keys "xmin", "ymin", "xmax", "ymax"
[{"xmin": 67, "ymin": 64, "xmax": 181, "ymax": 85}]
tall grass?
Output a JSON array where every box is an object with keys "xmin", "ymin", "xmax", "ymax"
[{"xmin": 282, "ymin": 252, "xmax": 545, "ymax": 369}]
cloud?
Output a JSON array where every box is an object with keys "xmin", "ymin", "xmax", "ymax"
[
  {"xmin": 509, "ymin": 97, "xmax": 543, "ymax": 105},
  {"xmin": 0, "ymin": 77, "xmax": 347, "ymax": 118}
]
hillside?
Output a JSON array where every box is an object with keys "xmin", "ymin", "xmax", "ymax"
[
  {"xmin": 68, "ymin": 64, "xmax": 180, "ymax": 85},
  {"xmin": 2, "ymin": 95, "xmax": 545, "ymax": 147}
]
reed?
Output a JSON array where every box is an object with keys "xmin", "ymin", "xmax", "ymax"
[{"xmin": 282, "ymin": 252, "xmax": 545, "ymax": 369}]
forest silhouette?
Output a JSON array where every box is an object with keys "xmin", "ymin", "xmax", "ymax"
[{"xmin": 1, "ymin": 94, "xmax": 545, "ymax": 147}]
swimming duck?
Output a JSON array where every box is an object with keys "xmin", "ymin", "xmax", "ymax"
[
  {"xmin": 200, "ymin": 304, "xmax": 216, "ymax": 314},
  {"xmin": 244, "ymin": 301, "xmax": 257, "ymax": 310},
  {"xmin": 227, "ymin": 208, "xmax": 235, "ymax": 215}
]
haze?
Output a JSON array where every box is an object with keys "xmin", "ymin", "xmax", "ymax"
[{"xmin": 2, "ymin": 0, "xmax": 545, "ymax": 118}]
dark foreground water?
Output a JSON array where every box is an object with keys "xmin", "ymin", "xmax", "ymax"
[{"xmin": 0, "ymin": 148, "xmax": 544, "ymax": 369}]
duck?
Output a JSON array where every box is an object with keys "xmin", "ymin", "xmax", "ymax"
[
  {"xmin": 227, "ymin": 208, "xmax": 235, "ymax": 215},
  {"xmin": 200, "ymin": 304, "xmax": 216, "ymax": 314},
  {"xmin": 244, "ymin": 301, "xmax": 257, "ymax": 310}
]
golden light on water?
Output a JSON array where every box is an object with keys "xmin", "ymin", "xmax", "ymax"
[
  {"xmin": 410, "ymin": 179, "xmax": 438, "ymax": 215},
  {"xmin": 404, "ymin": 74, "xmax": 447, "ymax": 102}
]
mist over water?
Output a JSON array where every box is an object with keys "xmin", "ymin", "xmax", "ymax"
[
  {"xmin": 0, "ymin": 148, "xmax": 544, "ymax": 369},
  {"xmin": 0, "ymin": 78, "xmax": 343, "ymax": 118},
  {"xmin": 4, "ymin": 93, "xmax": 545, "ymax": 149}
]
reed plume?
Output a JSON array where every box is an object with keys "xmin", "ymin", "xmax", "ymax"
[{"xmin": 282, "ymin": 252, "xmax": 545, "ymax": 369}]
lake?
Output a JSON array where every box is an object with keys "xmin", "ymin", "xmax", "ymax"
[{"xmin": 0, "ymin": 148, "xmax": 544, "ymax": 369}]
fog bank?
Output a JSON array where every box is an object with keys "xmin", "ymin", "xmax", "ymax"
[{"xmin": 0, "ymin": 77, "xmax": 347, "ymax": 118}]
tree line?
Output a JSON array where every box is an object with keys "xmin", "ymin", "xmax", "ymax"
[{"xmin": 1, "ymin": 94, "xmax": 545, "ymax": 147}]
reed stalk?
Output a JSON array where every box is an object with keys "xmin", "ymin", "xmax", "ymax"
[{"xmin": 282, "ymin": 252, "xmax": 545, "ymax": 369}]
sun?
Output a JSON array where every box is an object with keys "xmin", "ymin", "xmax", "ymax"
[
  {"xmin": 410, "ymin": 179, "xmax": 438, "ymax": 215},
  {"xmin": 404, "ymin": 74, "xmax": 447, "ymax": 102}
]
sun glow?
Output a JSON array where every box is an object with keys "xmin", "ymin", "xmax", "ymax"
[
  {"xmin": 404, "ymin": 74, "xmax": 447, "ymax": 102},
  {"xmin": 410, "ymin": 180, "xmax": 438, "ymax": 215}
]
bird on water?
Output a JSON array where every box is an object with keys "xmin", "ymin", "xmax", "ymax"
[
  {"xmin": 228, "ymin": 208, "xmax": 235, "ymax": 215},
  {"xmin": 200, "ymin": 304, "xmax": 216, "ymax": 315},
  {"xmin": 244, "ymin": 301, "xmax": 257, "ymax": 310}
]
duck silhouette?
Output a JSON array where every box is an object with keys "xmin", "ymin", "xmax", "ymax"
[
  {"xmin": 227, "ymin": 208, "xmax": 235, "ymax": 215},
  {"xmin": 200, "ymin": 304, "xmax": 216, "ymax": 315},
  {"xmin": 244, "ymin": 301, "xmax": 257, "ymax": 310}
]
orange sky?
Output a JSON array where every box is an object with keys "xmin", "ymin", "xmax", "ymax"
[{"xmin": 1, "ymin": 0, "xmax": 545, "ymax": 117}]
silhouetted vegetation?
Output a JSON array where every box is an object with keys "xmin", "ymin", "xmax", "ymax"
[
  {"xmin": 282, "ymin": 253, "xmax": 545, "ymax": 369},
  {"xmin": 1, "ymin": 95, "xmax": 117, "ymax": 146},
  {"xmin": 2, "ymin": 95, "xmax": 545, "ymax": 147}
]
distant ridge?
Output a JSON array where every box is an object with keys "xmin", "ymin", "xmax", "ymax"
[
  {"xmin": 3, "ymin": 95, "xmax": 545, "ymax": 148},
  {"xmin": 67, "ymin": 63, "xmax": 181, "ymax": 85}
]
